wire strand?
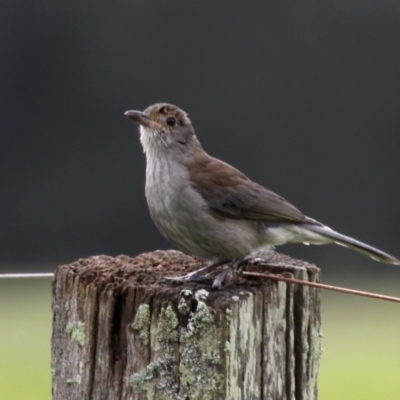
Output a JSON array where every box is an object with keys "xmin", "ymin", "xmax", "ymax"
[
  {"xmin": 0, "ymin": 273, "xmax": 54, "ymax": 279},
  {"xmin": 1, "ymin": 271, "xmax": 399, "ymax": 304},
  {"xmin": 243, "ymin": 271, "xmax": 400, "ymax": 304}
]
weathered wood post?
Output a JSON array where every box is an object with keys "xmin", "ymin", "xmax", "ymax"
[{"xmin": 51, "ymin": 250, "xmax": 322, "ymax": 400}]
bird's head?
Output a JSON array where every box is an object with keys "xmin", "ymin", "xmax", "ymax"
[{"xmin": 125, "ymin": 103, "xmax": 200, "ymax": 157}]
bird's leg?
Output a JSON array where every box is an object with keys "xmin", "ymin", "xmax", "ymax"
[
  {"xmin": 212, "ymin": 258, "xmax": 246, "ymax": 289},
  {"xmin": 165, "ymin": 259, "xmax": 228, "ymax": 283}
]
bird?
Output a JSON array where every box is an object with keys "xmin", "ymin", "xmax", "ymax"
[{"xmin": 125, "ymin": 103, "xmax": 399, "ymax": 288}]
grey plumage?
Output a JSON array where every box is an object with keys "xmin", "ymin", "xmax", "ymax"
[{"xmin": 125, "ymin": 103, "xmax": 400, "ymax": 268}]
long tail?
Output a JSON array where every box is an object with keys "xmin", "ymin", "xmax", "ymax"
[{"xmin": 303, "ymin": 223, "xmax": 400, "ymax": 265}]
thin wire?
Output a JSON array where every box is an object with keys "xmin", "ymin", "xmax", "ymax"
[
  {"xmin": 243, "ymin": 271, "xmax": 400, "ymax": 304},
  {"xmin": 1, "ymin": 271, "xmax": 399, "ymax": 304},
  {"xmin": 0, "ymin": 273, "xmax": 54, "ymax": 279}
]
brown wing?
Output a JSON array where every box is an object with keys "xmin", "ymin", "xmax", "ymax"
[{"xmin": 188, "ymin": 155, "xmax": 306, "ymax": 223}]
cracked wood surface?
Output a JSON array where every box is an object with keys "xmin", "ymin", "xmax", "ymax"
[{"xmin": 51, "ymin": 250, "xmax": 322, "ymax": 400}]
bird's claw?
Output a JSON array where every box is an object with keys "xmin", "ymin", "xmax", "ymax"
[
  {"xmin": 212, "ymin": 268, "xmax": 231, "ymax": 289},
  {"xmin": 212, "ymin": 258, "xmax": 245, "ymax": 289},
  {"xmin": 164, "ymin": 258, "xmax": 245, "ymax": 289},
  {"xmin": 164, "ymin": 273, "xmax": 211, "ymax": 283}
]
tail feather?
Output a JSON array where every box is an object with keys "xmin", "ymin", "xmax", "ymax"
[{"xmin": 303, "ymin": 223, "xmax": 400, "ymax": 265}]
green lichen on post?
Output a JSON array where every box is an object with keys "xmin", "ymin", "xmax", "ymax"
[
  {"xmin": 132, "ymin": 304, "xmax": 151, "ymax": 345},
  {"xmin": 178, "ymin": 289, "xmax": 192, "ymax": 315},
  {"xmin": 181, "ymin": 289, "xmax": 192, "ymax": 297},
  {"xmin": 156, "ymin": 305, "xmax": 179, "ymax": 342},
  {"xmin": 178, "ymin": 298, "xmax": 190, "ymax": 315},
  {"xmin": 129, "ymin": 353, "xmax": 178, "ymax": 399},
  {"xmin": 130, "ymin": 305, "xmax": 180, "ymax": 399},
  {"xmin": 65, "ymin": 321, "xmax": 85, "ymax": 346},
  {"xmin": 129, "ymin": 371, "xmax": 147, "ymax": 395},
  {"xmin": 178, "ymin": 289, "xmax": 225, "ymax": 399},
  {"xmin": 129, "ymin": 291, "xmax": 226, "ymax": 399}
]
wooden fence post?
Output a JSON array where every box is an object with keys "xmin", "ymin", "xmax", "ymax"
[{"xmin": 51, "ymin": 250, "xmax": 322, "ymax": 400}]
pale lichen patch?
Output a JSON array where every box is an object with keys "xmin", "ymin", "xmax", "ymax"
[
  {"xmin": 156, "ymin": 305, "xmax": 179, "ymax": 342},
  {"xmin": 178, "ymin": 297, "xmax": 190, "ymax": 315},
  {"xmin": 129, "ymin": 352, "xmax": 178, "ymax": 399},
  {"xmin": 194, "ymin": 288, "xmax": 209, "ymax": 301},
  {"xmin": 181, "ymin": 289, "xmax": 192, "ymax": 297},
  {"xmin": 132, "ymin": 304, "xmax": 151, "ymax": 345},
  {"xmin": 65, "ymin": 321, "xmax": 85, "ymax": 347},
  {"xmin": 130, "ymin": 305, "xmax": 180, "ymax": 398},
  {"xmin": 178, "ymin": 289, "xmax": 225, "ymax": 399}
]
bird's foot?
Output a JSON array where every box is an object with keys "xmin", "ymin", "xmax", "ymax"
[
  {"xmin": 212, "ymin": 258, "xmax": 245, "ymax": 289},
  {"xmin": 164, "ymin": 260, "xmax": 227, "ymax": 283},
  {"xmin": 164, "ymin": 271, "xmax": 211, "ymax": 283}
]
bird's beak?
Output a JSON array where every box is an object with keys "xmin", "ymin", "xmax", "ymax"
[{"xmin": 124, "ymin": 110, "xmax": 162, "ymax": 129}]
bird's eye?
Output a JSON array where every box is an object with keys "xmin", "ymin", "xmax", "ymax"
[{"xmin": 166, "ymin": 117, "xmax": 176, "ymax": 126}]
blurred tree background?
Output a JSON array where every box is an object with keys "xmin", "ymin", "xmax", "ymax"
[{"xmin": 1, "ymin": 1, "xmax": 400, "ymax": 399}]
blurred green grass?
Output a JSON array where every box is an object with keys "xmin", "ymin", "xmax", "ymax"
[
  {"xmin": 319, "ymin": 277, "xmax": 400, "ymax": 400},
  {"xmin": 0, "ymin": 275, "xmax": 399, "ymax": 399},
  {"xmin": 0, "ymin": 279, "xmax": 51, "ymax": 400}
]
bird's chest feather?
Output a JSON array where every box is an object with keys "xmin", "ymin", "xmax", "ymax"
[
  {"xmin": 144, "ymin": 157, "xmax": 204, "ymax": 235},
  {"xmin": 142, "ymin": 150, "xmax": 266, "ymax": 259}
]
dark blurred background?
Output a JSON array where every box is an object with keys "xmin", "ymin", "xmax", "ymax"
[{"xmin": 1, "ymin": 0, "xmax": 400, "ymax": 281}]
